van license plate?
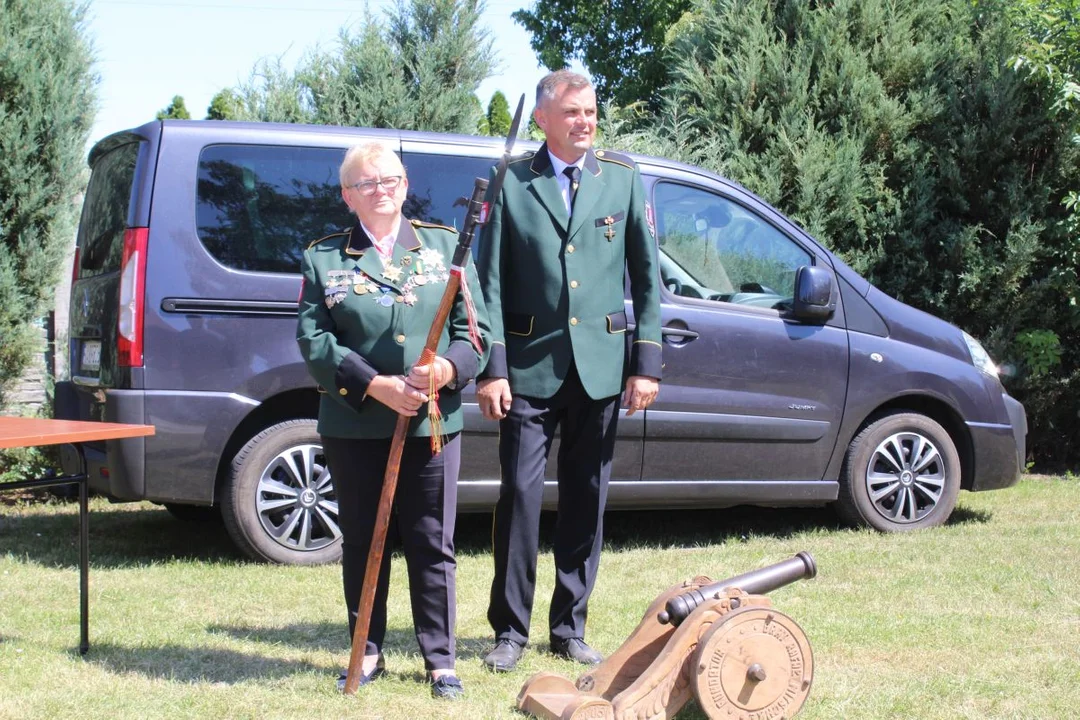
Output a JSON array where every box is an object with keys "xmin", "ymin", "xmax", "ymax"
[{"xmin": 81, "ymin": 341, "xmax": 101, "ymax": 372}]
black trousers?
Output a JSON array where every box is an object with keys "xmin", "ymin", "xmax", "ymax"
[
  {"xmin": 321, "ymin": 433, "xmax": 459, "ymax": 672},
  {"xmin": 487, "ymin": 364, "xmax": 619, "ymax": 646}
]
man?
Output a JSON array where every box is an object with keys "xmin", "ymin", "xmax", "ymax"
[{"xmin": 476, "ymin": 69, "xmax": 663, "ymax": 671}]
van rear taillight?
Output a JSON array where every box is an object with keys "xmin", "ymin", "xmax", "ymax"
[
  {"xmin": 71, "ymin": 247, "xmax": 80, "ymax": 283},
  {"xmin": 117, "ymin": 227, "xmax": 148, "ymax": 367}
]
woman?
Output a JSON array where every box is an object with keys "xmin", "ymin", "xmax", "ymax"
[{"xmin": 296, "ymin": 141, "xmax": 487, "ymax": 699}]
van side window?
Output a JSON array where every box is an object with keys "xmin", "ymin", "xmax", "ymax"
[
  {"xmin": 400, "ymin": 152, "xmax": 496, "ymax": 230},
  {"xmin": 654, "ymin": 182, "xmax": 811, "ymax": 310},
  {"xmin": 197, "ymin": 145, "xmax": 354, "ymax": 274},
  {"xmin": 196, "ymin": 147, "xmax": 495, "ymax": 274},
  {"xmin": 78, "ymin": 141, "xmax": 140, "ymax": 276}
]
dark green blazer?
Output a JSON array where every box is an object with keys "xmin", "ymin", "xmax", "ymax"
[
  {"xmin": 297, "ymin": 219, "xmax": 489, "ymax": 439},
  {"xmin": 477, "ymin": 144, "xmax": 662, "ymax": 399}
]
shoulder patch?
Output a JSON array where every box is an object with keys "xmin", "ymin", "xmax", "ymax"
[
  {"xmin": 410, "ymin": 218, "xmax": 457, "ymax": 234},
  {"xmin": 307, "ymin": 231, "xmax": 348, "ymax": 250},
  {"xmin": 595, "ymin": 149, "xmax": 636, "ymax": 170}
]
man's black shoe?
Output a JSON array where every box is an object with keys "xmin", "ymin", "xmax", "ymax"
[
  {"xmin": 482, "ymin": 638, "xmax": 526, "ymax": 672},
  {"xmin": 550, "ymin": 637, "xmax": 603, "ymax": 665},
  {"xmin": 430, "ymin": 674, "xmax": 465, "ymax": 699}
]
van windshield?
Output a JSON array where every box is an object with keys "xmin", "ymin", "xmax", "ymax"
[{"xmin": 78, "ymin": 141, "xmax": 140, "ymax": 276}]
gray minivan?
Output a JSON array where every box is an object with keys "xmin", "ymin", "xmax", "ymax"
[{"xmin": 55, "ymin": 119, "xmax": 1027, "ymax": 564}]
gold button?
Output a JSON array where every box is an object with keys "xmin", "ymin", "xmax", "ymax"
[
  {"xmin": 570, "ymin": 280, "xmax": 579, "ymax": 289},
  {"xmin": 570, "ymin": 317, "xmax": 578, "ymax": 326},
  {"xmin": 396, "ymin": 334, "xmax": 406, "ymax": 343},
  {"xmin": 395, "ymin": 296, "xmax": 403, "ymax": 303},
  {"xmin": 338, "ymin": 388, "xmax": 348, "ymax": 396},
  {"xmin": 567, "ymin": 244, "xmax": 575, "ymax": 253}
]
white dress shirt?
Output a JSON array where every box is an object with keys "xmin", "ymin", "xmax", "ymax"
[{"xmin": 548, "ymin": 150, "xmax": 586, "ymax": 216}]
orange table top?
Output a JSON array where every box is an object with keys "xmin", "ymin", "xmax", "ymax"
[{"xmin": 0, "ymin": 417, "xmax": 155, "ymax": 450}]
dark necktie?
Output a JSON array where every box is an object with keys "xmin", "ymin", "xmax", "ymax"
[{"xmin": 563, "ymin": 166, "xmax": 581, "ymax": 213}]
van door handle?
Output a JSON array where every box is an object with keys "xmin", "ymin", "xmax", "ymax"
[
  {"xmin": 656, "ymin": 325, "xmax": 699, "ymax": 338},
  {"xmin": 662, "ymin": 323, "xmax": 699, "ymax": 343}
]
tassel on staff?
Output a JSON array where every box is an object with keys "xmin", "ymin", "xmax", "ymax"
[{"xmin": 416, "ymin": 348, "xmax": 444, "ymax": 455}]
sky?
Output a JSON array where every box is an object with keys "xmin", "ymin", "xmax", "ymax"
[{"xmin": 86, "ymin": 0, "xmax": 555, "ymax": 147}]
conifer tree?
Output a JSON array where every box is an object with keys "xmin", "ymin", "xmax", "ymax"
[
  {"xmin": 486, "ymin": 90, "xmax": 511, "ymax": 137},
  {"xmin": 0, "ymin": 0, "xmax": 97, "ymax": 406},
  {"xmin": 606, "ymin": 0, "xmax": 1079, "ymax": 465},
  {"xmin": 232, "ymin": 0, "xmax": 494, "ymax": 134},
  {"xmin": 206, "ymin": 89, "xmax": 242, "ymax": 120},
  {"xmin": 156, "ymin": 95, "xmax": 191, "ymax": 120}
]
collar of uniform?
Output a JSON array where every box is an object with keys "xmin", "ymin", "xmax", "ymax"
[
  {"xmin": 530, "ymin": 143, "xmax": 601, "ymax": 178},
  {"xmin": 344, "ymin": 224, "xmax": 371, "ymax": 255},
  {"xmin": 345, "ymin": 217, "xmax": 418, "ymax": 256},
  {"xmin": 394, "ymin": 215, "xmax": 423, "ymax": 252},
  {"xmin": 547, "ymin": 148, "xmax": 585, "ymax": 179},
  {"xmin": 359, "ymin": 219, "xmax": 397, "ymax": 261}
]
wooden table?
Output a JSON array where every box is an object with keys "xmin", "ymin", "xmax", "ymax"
[{"xmin": 0, "ymin": 417, "xmax": 155, "ymax": 654}]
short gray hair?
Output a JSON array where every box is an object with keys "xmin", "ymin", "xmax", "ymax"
[
  {"xmin": 339, "ymin": 141, "xmax": 406, "ymax": 187},
  {"xmin": 536, "ymin": 69, "xmax": 592, "ymax": 108}
]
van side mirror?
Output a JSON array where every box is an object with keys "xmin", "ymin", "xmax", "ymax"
[{"xmin": 792, "ymin": 265, "xmax": 835, "ymax": 322}]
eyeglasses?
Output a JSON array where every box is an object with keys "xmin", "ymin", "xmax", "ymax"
[{"xmin": 348, "ymin": 176, "xmax": 403, "ymax": 196}]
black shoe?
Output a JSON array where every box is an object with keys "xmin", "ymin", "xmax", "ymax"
[
  {"xmin": 336, "ymin": 655, "xmax": 386, "ymax": 692},
  {"xmin": 482, "ymin": 638, "xmax": 526, "ymax": 672},
  {"xmin": 430, "ymin": 674, "xmax": 465, "ymax": 699},
  {"xmin": 550, "ymin": 637, "xmax": 603, "ymax": 665}
]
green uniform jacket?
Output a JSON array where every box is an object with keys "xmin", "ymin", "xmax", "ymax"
[
  {"xmin": 477, "ymin": 144, "xmax": 663, "ymax": 399},
  {"xmin": 296, "ymin": 219, "xmax": 489, "ymax": 439}
]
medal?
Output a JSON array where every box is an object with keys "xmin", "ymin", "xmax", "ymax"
[
  {"xmin": 382, "ymin": 265, "xmax": 403, "ymax": 283},
  {"xmin": 418, "ymin": 248, "xmax": 444, "ymax": 267},
  {"xmin": 376, "ymin": 294, "xmax": 394, "ymax": 307},
  {"xmin": 604, "ymin": 216, "xmax": 616, "ymax": 240}
]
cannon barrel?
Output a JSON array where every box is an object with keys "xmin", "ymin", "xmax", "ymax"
[{"xmin": 657, "ymin": 551, "xmax": 816, "ymax": 626}]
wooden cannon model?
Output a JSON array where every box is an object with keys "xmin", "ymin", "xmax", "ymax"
[{"xmin": 517, "ymin": 552, "xmax": 817, "ymax": 720}]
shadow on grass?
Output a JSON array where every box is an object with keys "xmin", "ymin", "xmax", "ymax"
[
  {"xmin": 85, "ymin": 642, "xmax": 327, "ymax": 684},
  {"xmin": 1, "ymin": 492, "xmax": 994, "ymax": 569},
  {"xmin": 454, "ymin": 503, "xmax": 847, "ymax": 555},
  {"xmin": 0, "ymin": 503, "xmax": 242, "ymax": 569},
  {"xmin": 204, "ymin": 621, "xmax": 501, "ymax": 666},
  {"xmin": 207, "ymin": 621, "xmax": 348, "ymax": 654},
  {"xmin": 944, "ymin": 505, "xmax": 993, "ymax": 526}
]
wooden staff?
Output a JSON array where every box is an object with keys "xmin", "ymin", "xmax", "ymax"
[{"xmin": 342, "ymin": 96, "xmax": 524, "ymax": 695}]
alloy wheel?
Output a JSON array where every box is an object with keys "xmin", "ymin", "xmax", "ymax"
[
  {"xmin": 255, "ymin": 443, "xmax": 340, "ymax": 552},
  {"xmin": 864, "ymin": 431, "xmax": 946, "ymax": 524}
]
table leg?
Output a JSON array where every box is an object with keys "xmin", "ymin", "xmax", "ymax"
[
  {"xmin": 1, "ymin": 445, "xmax": 92, "ymax": 655},
  {"xmin": 72, "ymin": 442, "xmax": 88, "ymax": 656},
  {"xmin": 77, "ymin": 444, "xmax": 89, "ymax": 655}
]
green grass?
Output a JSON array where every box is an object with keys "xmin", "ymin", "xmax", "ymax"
[{"xmin": 2, "ymin": 475, "xmax": 1079, "ymax": 719}]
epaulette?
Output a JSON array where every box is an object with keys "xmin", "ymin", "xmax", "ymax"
[
  {"xmin": 307, "ymin": 231, "xmax": 349, "ymax": 250},
  {"xmin": 410, "ymin": 219, "xmax": 456, "ymax": 233},
  {"xmin": 509, "ymin": 151, "xmax": 535, "ymax": 165},
  {"xmin": 595, "ymin": 149, "xmax": 636, "ymax": 170}
]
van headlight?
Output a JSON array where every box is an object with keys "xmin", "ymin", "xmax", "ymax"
[{"xmin": 962, "ymin": 331, "xmax": 998, "ymax": 377}]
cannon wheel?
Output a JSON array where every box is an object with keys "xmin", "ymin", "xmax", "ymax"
[{"xmin": 691, "ymin": 606, "xmax": 813, "ymax": 719}]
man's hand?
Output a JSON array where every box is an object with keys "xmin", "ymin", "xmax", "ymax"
[
  {"xmin": 477, "ymin": 378, "xmax": 513, "ymax": 420},
  {"xmin": 622, "ymin": 375, "xmax": 659, "ymax": 416},
  {"xmin": 365, "ymin": 374, "xmax": 428, "ymax": 416},
  {"xmin": 405, "ymin": 356, "xmax": 455, "ymax": 393}
]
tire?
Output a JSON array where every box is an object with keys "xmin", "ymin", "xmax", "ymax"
[
  {"xmin": 164, "ymin": 503, "xmax": 221, "ymax": 523},
  {"xmin": 221, "ymin": 420, "xmax": 342, "ymax": 564},
  {"xmin": 835, "ymin": 412, "xmax": 961, "ymax": 532}
]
